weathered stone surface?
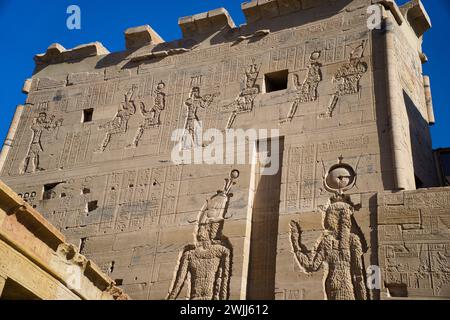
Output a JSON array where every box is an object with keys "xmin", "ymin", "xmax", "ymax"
[
  {"xmin": 34, "ymin": 42, "xmax": 110, "ymax": 65},
  {"xmin": 125, "ymin": 25, "xmax": 164, "ymax": 50},
  {"xmin": 0, "ymin": 0, "xmax": 447, "ymax": 300},
  {"xmin": 0, "ymin": 180, "xmax": 128, "ymax": 300},
  {"xmin": 399, "ymin": 0, "xmax": 431, "ymax": 37},
  {"xmin": 179, "ymin": 8, "xmax": 235, "ymax": 38}
]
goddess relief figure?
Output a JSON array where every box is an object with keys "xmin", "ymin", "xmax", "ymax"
[
  {"xmin": 289, "ymin": 158, "xmax": 368, "ymax": 300},
  {"xmin": 167, "ymin": 170, "xmax": 239, "ymax": 300},
  {"xmin": 290, "ymin": 197, "xmax": 367, "ymax": 300}
]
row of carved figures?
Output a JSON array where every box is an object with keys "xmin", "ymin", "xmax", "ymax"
[
  {"xmin": 21, "ymin": 41, "xmax": 367, "ymax": 173},
  {"xmin": 96, "ymin": 40, "xmax": 367, "ymax": 152}
]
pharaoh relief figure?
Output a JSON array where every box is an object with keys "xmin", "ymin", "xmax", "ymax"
[
  {"xmin": 181, "ymin": 86, "xmax": 218, "ymax": 149},
  {"xmin": 226, "ymin": 63, "xmax": 260, "ymax": 129},
  {"xmin": 167, "ymin": 170, "xmax": 239, "ymax": 300},
  {"xmin": 320, "ymin": 40, "xmax": 368, "ymax": 119},
  {"xmin": 334, "ymin": 40, "xmax": 368, "ymax": 96},
  {"xmin": 285, "ymin": 51, "xmax": 322, "ymax": 122},
  {"xmin": 128, "ymin": 81, "xmax": 166, "ymax": 148},
  {"xmin": 96, "ymin": 85, "xmax": 138, "ymax": 152},
  {"xmin": 22, "ymin": 112, "xmax": 63, "ymax": 174},
  {"xmin": 289, "ymin": 157, "xmax": 368, "ymax": 300}
]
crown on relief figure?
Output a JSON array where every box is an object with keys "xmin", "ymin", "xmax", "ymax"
[
  {"xmin": 222, "ymin": 170, "xmax": 240, "ymax": 196},
  {"xmin": 245, "ymin": 63, "xmax": 259, "ymax": 86}
]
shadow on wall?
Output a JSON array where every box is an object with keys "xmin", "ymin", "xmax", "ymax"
[
  {"xmin": 246, "ymin": 137, "xmax": 284, "ymax": 300},
  {"xmin": 403, "ymin": 90, "xmax": 439, "ymax": 188},
  {"xmin": 372, "ymin": 27, "xmax": 398, "ymax": 191},
  {"xmin": 371, "ymin": 24, "xmax": 439, "ymax": 191}
]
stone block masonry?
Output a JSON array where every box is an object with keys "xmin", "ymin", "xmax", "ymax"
[{"xmin": 0, "ymin": 0, "xmax": 447, "ymax": 300}]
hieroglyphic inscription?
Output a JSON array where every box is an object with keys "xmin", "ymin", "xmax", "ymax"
[
  {"xmin": 97, "ymin": 166, "xmax": 182, "ymax": 234},
  {"xmin": 58, "ymin": 130, "xmax": 90, "ymax": 169},
  {"xmin": 70, "ymin": 81, "xmax": 119, "ymax": 112},
  {"xmin": 35, "ymin": 77, "xmax": 66, "ymax": 91},
  {"xmin": 379, "ymin": 190, "xmax": 450, "ymax": 298},
  {"xmin": 285, "ymin": 144, "xmax": 316, "ymax": 212},
  {"xmin": 393, "ymin": 33, "xmax": 424, "ymax": 109},
  {"xmin": 285, "ymin": 51, "xmax": 322, "ymax": 122},
  {"xmin": 318, "ymin": 135, "xmax": 370, "ymax": 153}
]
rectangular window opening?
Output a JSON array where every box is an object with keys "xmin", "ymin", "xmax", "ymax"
[
  {"xmin": 264, "ymin": 69, "xmax": 288, "ymax": 93},
  {"xmin": 86, "ymin": 200, "xmax": 98, "ymax": 213},
  {"xmin": 82, "ymin": 108, "xmax": 94, "ymax": 123}
]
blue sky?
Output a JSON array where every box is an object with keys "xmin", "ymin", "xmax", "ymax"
[{"xmin": 0, "ymin": 0, "xmax": 448, "ymax": 148}]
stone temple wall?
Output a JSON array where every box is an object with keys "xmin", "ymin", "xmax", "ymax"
[
  {"xmin": 0, "ymin": 0, "xmax": 446, "ymax": 300},
  {"xmin": 0, "ymin": 180, "xmax": 128, "ymax": 300}
]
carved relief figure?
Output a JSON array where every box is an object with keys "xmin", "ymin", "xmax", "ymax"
[
  {"xmin": 289, "ymin": 158, "xmax": 368, "ymax": 300},
  {"xmin": 96, "ymin": 85, "xmax": 138, "ymax": 152},
  {"xmin": 286, "ymin": 51, "xmax": 322, "ymax": 122},
  {"xmin": 167, "ymin": 170, "xmax": 239, "ymax": 300},
  {"xmin": 320, "ymin": 40, "xmax": 368, "ymax": 119},
  {"xmin": 22, "ymin": 112, "xmax": 62, "ymax": 173},
  {"xmin": 290, "ymin": 197, "xmax": 367, "ymax": 300},
  {"xmin": 334, "ymin": 41, "xmax": 368, "ymax": 95},
  {"xmin": 129, "ymin": 81, "xmax": 166, "ymax": 148},
  {"xmin": 226, "ymin": 63, "xmax": 260, "ymax": 129},
  {"xmin": 181, "ymin": 86, "xmax": 218, "ymax": 149}
]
